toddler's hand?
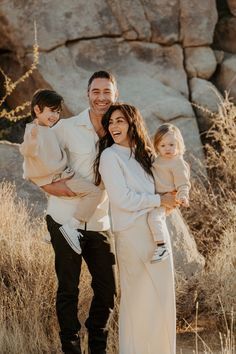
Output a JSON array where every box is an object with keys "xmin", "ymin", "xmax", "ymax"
[
  {"xmin": 177, "ymin": 196, "xmax": 189, "ymax": 207},
  {"xmin": 165, "ymin": 207, "xmax": 173, "ymax": 216}
]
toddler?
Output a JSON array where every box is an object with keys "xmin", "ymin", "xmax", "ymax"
[
  {"xmin": 20, "ymin": 89, "xmax": 103, "ymax": 254},
  {"xmin": 149, "ymin": 123, "xmax": 191, "ymax": 263}
]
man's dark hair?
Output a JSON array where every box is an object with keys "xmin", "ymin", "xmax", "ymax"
[
  {"xmin": 31, "ymin": 89, "xmax": 63, "ymax": 119},
  {"xmin": 87, "ymin": 71, "xmax": 117, "ymax": 91}
]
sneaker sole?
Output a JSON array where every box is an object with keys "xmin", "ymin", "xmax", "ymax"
[
  {"xmin": 59, "ymin": 226, "xmax": 82, "ymax": 255},
  {"xmin": 150, "ymin": 253, "xmax": 169, "ymax": 263}
]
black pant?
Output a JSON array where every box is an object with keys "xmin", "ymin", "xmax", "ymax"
[{"xmin": 46, "ymin": 215, "xmax": 116, "ymax": 353}]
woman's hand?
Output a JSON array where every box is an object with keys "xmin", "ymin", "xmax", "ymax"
[
  {"xmin": 160, "ymin": 192, "xmax": 179, "ymax": 209},
  {"xmin": 42, "ymin": 180, "xmax": 77, "ymax": 197}
]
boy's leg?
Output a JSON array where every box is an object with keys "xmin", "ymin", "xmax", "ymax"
[
  {"xmin": 59, "ymin": 177, "xmax": 104, "ymax": 254},
  {"xmin": 66, "ymin": 176, "xmax": 103, "ymax": 222},
  {"xmin": 46, "ymin": 215, "xmax": 82, "ymax": 352},
  {"xmin": 82, "ymin": 230, "xmax": 116, "ymax": 354}
]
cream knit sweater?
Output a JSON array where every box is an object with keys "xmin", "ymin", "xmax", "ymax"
[
  {"xmin": 20, "ymin": 123, "xmax": 69, "ymax": 186},
  {"xmin": 152, "ymin": 155, "xmax": 190, "ymax": 200}
]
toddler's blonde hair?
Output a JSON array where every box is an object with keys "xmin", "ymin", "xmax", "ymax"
[{"xmin": 153, "ymin": 123, "xmax": 185, "ymax": 155}]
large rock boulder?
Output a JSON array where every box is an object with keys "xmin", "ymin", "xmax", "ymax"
[
  {"xmin": 190, "ymin": 78, "xmax": 223, "ymax": 133},
  {"xmin": 215, "ymin": 53, "xmax": 236, "ymax": 103},
  {"xmin": 185, "ymin": 46, "xmax": 217, "ymax": 79},
  {"xmin": 227, "ymin": 0, "xmax": 236, "ymax": 17},
  {"xmin": 214, "ymin": 16, "xmax": 236, "ymax": 54},
  {"xmin": 180, "ymin": 0, "xmax": 218, "ymax": 46},
  {"xmin": 0, "ymin": 0, "xmax": 121, "ymax": 51},
  {"xmin": 167, "ymin": 209, "xmax": 205, "ymax": 277}
]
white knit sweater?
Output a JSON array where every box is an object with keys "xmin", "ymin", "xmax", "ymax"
[{"xmin": 99, "ymin": 144, "xmax": 160, "ymax": 232}]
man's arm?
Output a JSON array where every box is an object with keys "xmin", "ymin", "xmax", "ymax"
[{"xmin": 41, "ymin": 179, "xmax": 77, "ymax": 197}]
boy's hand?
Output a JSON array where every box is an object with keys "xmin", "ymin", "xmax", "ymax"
[
  {"xmin": 31, "ymin": 119, "xmax": 39, "ymax": 138},
  {"xmin": 177, "ymin": 196, "xmax": 189, "ymax": 207}
]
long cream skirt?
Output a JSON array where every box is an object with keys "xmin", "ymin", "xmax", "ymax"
[{"xmin": 115, "ymin": 213, "xmax": 176, "ymax": 354}]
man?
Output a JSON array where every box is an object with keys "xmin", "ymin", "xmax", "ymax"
[{"xmin": 43, "ymin": 71, "xmax": 118, "ymax": 354}]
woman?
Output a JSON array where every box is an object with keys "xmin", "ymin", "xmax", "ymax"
[{"xmin": 94, "ymin": 104, "xmax": 176, "ymax": 354}]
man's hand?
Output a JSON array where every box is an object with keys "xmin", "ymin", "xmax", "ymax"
[
  {"xmin": 160, "ymin": 192, "xmax": 179, "ymax": 209},
  {"xmin": 42, "ymin": 180, "xmax": 77, "ymax": 197}
]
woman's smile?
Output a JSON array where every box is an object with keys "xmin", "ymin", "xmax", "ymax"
[{"xmin": 108, "ymin": 110, "xmax": 130, "ymax": 147}]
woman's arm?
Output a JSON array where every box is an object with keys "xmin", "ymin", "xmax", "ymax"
[{"xmin": 99, "ymin": 149, "xmax": 161, "ymax": 212}]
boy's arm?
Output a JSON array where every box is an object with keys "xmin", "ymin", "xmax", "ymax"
[{"xmin": 19, "ymin": 124, "xmax": 40, "ymax": 157}]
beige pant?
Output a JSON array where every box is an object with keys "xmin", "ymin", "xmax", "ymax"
[
  {"xmin": 115, "ymin": 213, "xmax": 176, "ymax": 354},
  {"xmin": 65, "ymin": 172, "xmax": 103, "ymax": 222},
  {"xmin": 147, "ymin": 206, "xmax": 166, "ymax": 243}
]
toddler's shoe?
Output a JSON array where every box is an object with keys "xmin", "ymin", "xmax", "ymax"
[
  {"xmin": 151, "ymin": 244, "xmax": 169, "ymax": 263},
  {"xmin": 59, "ymin": 223, "xmax": 83, "ymax": 254}
]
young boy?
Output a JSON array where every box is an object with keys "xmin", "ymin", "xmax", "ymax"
[
  {"xmin": 149, "ymin": 123, "xmax": 191, "ymax": 263},
  {"xmin": 20, "ymin": 89, "xmax": 103, "ymax": 254}
]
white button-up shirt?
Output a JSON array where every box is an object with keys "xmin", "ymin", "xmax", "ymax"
[{"xmin": 46, "ymin": 109, "xmax": 110, "ymax": 231}]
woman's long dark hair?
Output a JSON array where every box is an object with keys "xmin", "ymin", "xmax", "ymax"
[{"xmin": 94, "ymin": 103, "xmax": 155, "ymax": 185}]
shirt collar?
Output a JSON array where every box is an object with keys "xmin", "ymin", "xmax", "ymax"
[{"xmin": 75, "ymin": 108, "xmax": 93, "ymax": 130}]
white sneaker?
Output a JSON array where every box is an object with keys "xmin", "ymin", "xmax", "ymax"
[
  {"xmin": 59, "ymin": 223, "xmax": 83, "ymax": 254},
  {"xmin": 150, "ymin": 244, "xmax": 169, "ymax": 263}
]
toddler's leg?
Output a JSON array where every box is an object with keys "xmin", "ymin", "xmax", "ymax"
[
  {"xmin": 148, "ymin": 207, "xmax": 169, "ymax": 263},
  {"xmin": 147, "ymin": 207, "xmax": 167, "ymax": 243}
]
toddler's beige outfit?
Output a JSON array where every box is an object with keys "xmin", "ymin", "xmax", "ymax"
[{"xmin": 149, "ymin": 155, "xmax": 190, "ymax": 243}]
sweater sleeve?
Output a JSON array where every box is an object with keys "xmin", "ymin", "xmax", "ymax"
[
  {"xmin": 172, "ymin": 158, "xmax": 191, "ymax": 199},
  {"xmin": 19, "ymin": 124, "xmax": 39, "ymax": 157},
  {"xmin": 99, "ymin": 149, "xmax": 160, "ymax": 212}
]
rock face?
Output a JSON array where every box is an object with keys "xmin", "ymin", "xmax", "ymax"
[
  {"xmin": 1, "ymin": 0, "xmax": 221, "ymax": 165},
  {"xmin": 214, "ymin": 16, "xmax": 236, "ymax": 54},
  {"xmin": 190, "ymin": 78, "xmax": 223, "ymax": 133},
  {"xmin": 167, "ymin": 209, "xmax": 205, "ymax": 277},
  {"xmin": 0, "ymin": 141, "xmax": 47, "ymax": 216},
  {"xmin": 180, "ymin": 0, "xmax": 218, "ymax": 46},
  {"xmin": 185, "ymin": 47, "xmax": 217, "ymax": 80},
  {"xmin": 215, "ymin": 54, "xmax": 236, "ymax": 104},
  {"xmin": 227, "ymin": 0, "xmax": 236, "ymax": 16}
]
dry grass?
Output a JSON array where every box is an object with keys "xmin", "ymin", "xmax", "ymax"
[
  {"xmin": 185, "ymin": 95, "xmax": 235, "ymax": 317},
  {"xmin": 0, "ymin": 182, "xmax": 93, "ymax": 353}
]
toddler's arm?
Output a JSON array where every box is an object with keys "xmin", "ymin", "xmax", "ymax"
[{"xmin": 172, "ymin": 157, "xmax": 191, "ymax": 207}]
